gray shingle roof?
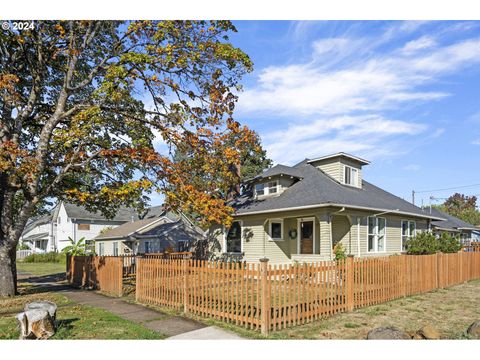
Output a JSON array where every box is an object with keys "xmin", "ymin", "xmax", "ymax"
[
  {"xmin": 250, "ymin": 164, "xmax": 303, "ymax": 181},
  {"xmin": 233, "ymin": 163, "xmax": 443, "ymax": 220},
  {"xmin": 427, "ymin": 207, "xmax": 478, "ymax": 231},
  {"xmin": 96, "ymin": 212, "xmax": 203, "ymax": 240},
  {"xmin": 95, "ymin": 217, "xmax": 171, "ymax": 239},
  {"xmin": 63, "ymin": 203, "xmax": 138, "ymax": 222},
  {"xmin": 23, "ymin": 214, "xmax": 52, "ymax": 235}
]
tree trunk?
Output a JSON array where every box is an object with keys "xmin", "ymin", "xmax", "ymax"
[{"xmin": 0, "ymin": 241, "xmax": 17, "ymax": 297}]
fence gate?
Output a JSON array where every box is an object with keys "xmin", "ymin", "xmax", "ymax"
[{"xmin": 67, "ymin": 255, "xmax": 123, "ymax": 296}]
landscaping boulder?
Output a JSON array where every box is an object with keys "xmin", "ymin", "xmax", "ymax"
[
  {"xmin": 466, "ymin": 321, "xmax": 480, "ymax": 339},
  {"xmin": 416, "ymin": 324, "xmax": 441, "ymax": 339},
  {"xmin": 366, "ymin": 326, "xmax": 410, "ymax": 340},
  {"xmin": 16, "ymin": 301, "xmax": 58, "ymax": 339}
]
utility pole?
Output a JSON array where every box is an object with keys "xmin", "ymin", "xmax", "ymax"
[{"xmin": 412, "ymin": 190, "xmax": 415, "ymax": 205}]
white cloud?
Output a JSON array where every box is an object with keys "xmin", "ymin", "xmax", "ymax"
[
  {"xmin": 263, "ymin": 115, "xmax": 426, "ymax": 165},
  {"xmin": 472, "ymin": 139, "xmax": 480, "ymax": 146},
  {"xmin": 239, "ymin": 37, "xmax": 480, "ymax": 117},
  {"xmin": 401, "ymin": 36, "xmax": 436, "ymax": 54}
]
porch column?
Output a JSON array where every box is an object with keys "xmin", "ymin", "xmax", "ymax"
[{"xmin": 328, "ymin": 214, "xmax": 333, "ymax": 261}]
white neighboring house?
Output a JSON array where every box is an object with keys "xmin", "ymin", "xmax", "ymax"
[
  {"xmin": 20, "ymin": 201, "xmax": 145, "ymax": 253},
  {"xmin": 20, "ymin": 214, "xmax": 55, "ymax": 253}
]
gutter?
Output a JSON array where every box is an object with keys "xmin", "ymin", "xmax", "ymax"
[{"xmin": 235, "ymin": 203, "xmax": 446, "ymax": 221}]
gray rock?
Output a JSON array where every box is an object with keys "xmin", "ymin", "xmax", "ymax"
[
  {"xmin": 366, "ymin": 326, "xmax": 410, "ymax": 340},
  {"xmin": 417, "ymin": 324, "xmax": 441, "ymax": 339},
  {"xmin": 466, "ymin": 321, "xmax": 480, "ymax": 339}
]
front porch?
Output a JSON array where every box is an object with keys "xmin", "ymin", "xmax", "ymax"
[{"xmin": 237, "ymin": 209, "xmax": 364, "ymax": 264}]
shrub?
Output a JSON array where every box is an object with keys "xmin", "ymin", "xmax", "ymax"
[
  {"xmin": 406, "ymin": 232, "xmax": 439, "ymax": 255},
  {"xmin": 406, "ymin": 231, "xmax": 463, "ymax": 255},
  {"xmin": 23, "ymin": 252, "xmax": 66, "ymax": 263},
  {"xmin": 333, "ymin": 243, "xmax": 347, "ymax": 261},
  {"xmin": 17, "ymin": 243, "xmax": 31, "ymax": 250},
  {"xmin": 437, "ymin": 233, "xmax": 462, "ymax": 253},
  {"xmin": 61, "ymin": 237, "xmax": 88, "ymax": 256}
]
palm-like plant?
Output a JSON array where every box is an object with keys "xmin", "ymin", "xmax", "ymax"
[{"xmin": 62, "ymin": 237, "xmax": 87, "ymax": 256}]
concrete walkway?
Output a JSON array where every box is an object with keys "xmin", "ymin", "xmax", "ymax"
[{"xmin": 18, "ymin": 272, "xmax": 244, "ymax": 339}]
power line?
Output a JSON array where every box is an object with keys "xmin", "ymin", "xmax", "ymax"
[{"xmin": 415, "ymin": 183, "xmax": 480, "ymax": 194}]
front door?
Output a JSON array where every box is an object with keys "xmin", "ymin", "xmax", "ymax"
[{"xmin": 300, "ymin": 220, "xmax": 314, "ymax": 254}]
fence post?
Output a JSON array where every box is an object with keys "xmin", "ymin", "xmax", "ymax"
[
  {"xmin": 183, "ymin": 259, "xmax": 189, "ymax": 314},
  {"xmin": 346, "ymin": 256, "xmax": 354, "ymax": 311},
  {"xmin": 260, "ymin": 257, "xmax": 270, "ymax": 336},
  {"xmin": 437, "ymin": 252, "xmax": 443, "ymax": 289},
  {"xmin": 135, "ymin": 257, "xmax": 141, "ymax": 302}
]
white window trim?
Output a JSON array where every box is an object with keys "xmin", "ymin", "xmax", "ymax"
[
  {"xmin": 223, "ymin": 220, "xmax": 243, "ymax": 254},
  {"xmin": 113, "ymin": 242, "xmax": 119, "ymax": 256},
  {"xmin": 268, "ymin": 218, "xmax": 284, "ymax": 241},
  {"xmin": 297, "ymin": 217, "xmax": 316, "ymax": 255},
  {"xmin": 254, "ymin": 180, "xmax": 279, "ymax": 197},
  {"xmin": 367, "ymin": 216, "xmax": 387, "ymax": 253},
  {"xmin": 401, "ymin": 220, "xmax": 416, "ymax": 252},
  {"xmin": 343, "ymin": 165, "xmax": 359, "ymax": 188}
]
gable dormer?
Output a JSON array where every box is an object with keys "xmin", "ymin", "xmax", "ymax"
[
  {"xmin": 307, "ymin": 152, "xmax": 369, "ymax": 188},
  {"xmin": 250, "ymin": 165, "xmax": 303, "ymax": 199}
]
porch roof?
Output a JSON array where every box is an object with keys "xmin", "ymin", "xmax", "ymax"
[{"xmin": 22, "ymin": 232, "xmax": 49, "ymax": 241}]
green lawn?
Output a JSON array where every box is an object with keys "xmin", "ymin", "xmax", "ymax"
[
  {"xmin": 0, "ymin": 291, "xmax": 166, "ymax": 340},
  {"xmin": 17, "ymin": 262, "xmax": 66, "ymax": 277}
]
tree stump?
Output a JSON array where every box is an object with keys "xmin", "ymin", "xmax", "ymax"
[{"xmin": 16, "ymin": 301, "xmax": 58, "ymax": 339}]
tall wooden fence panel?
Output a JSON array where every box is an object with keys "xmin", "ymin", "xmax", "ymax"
[
  {"xmin": 134, "ymin": 252, "xmax": 480, "ymax": 335},
  {"xmin": 67, "ymin": 255, "xmax": 123, "ymax": 296}
]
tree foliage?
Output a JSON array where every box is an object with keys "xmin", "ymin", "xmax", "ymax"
[
  {"xmin": 434, "ymin": 193, "xmax": 480, "ymax": 226},
  {"xmin": 0, "ymin": 20, "xmax": 259, "ymax": 295}
]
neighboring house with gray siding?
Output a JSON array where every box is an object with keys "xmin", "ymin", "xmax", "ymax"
[
  {"xmin": 425, "ymin": 207, "xmax": 478, "ymax": 244},
  {"xmin": 95, "ymin": 211, "xmax": 205, "ymax": 255},
  {"xmin": 208, "ymin": 152, "xmax": 445, "ymax": 264}
]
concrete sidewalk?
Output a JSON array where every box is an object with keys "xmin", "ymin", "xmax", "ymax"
[
  {"xmin": 20, "ymin": 273, "xmax": 244, "ymax": 339},
  {"xmin": 168, "ymin": 326, "xmax": 243, "ymax": 340}
]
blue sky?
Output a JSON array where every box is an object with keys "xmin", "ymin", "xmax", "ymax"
[
  {"xmin": 149, "ymin": 20, "xmax": 480, "ymax": 208},
  {"xmin": 226, "ymin": 20, "xmax": 480, "ymax": 208}
]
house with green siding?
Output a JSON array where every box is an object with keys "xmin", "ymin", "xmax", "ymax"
[{"xmin": 209, "ymin": 152, "xmax": 445, "ymax": 264}]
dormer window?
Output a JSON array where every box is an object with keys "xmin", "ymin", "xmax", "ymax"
[
  {"xmin": 255, "ymin": 180, "xmax": 279, "ymax": 197},
  {"xmin": 344, "ymin": 166, "xmax": 358, "ymax": 187}
]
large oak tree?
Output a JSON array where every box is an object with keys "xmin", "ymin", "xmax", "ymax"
[{"xmin": 0, "ymin": 20, "xmax": 258, "ymax": 296}]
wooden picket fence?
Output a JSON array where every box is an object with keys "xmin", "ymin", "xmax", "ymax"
[
  {"xmin": 66, "ymin": 255, "xmax": 123, "ymax": 297},
  {"xmin": 135, "ymin": 252, "xmax": 480, "ymax": 335}
]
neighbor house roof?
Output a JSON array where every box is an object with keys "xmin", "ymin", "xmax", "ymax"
[
  {"xmin": 95, "ymin": 217, "xmax": 171, "ymax": 240},
  {"xmin": 22, "ymin": 214, "xmax": 52, "ymax": 235},
  {"xmin": 22, "ymin": 232, "xmax": 50, "ymax": 241},
  {"xmin": 95, "ymin": 211, "xmax": 203, "ymax": 241},
  {"xmin": 427, "ymin": 208, "xmax": 478, "ymax": 231},
  {"xmin": 232, "ymin": 162, "xmax": 444, "ymax": 220},
  {"xmin": 62, "ymin": 202, "xmax": 139, "ymax": 222}
]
